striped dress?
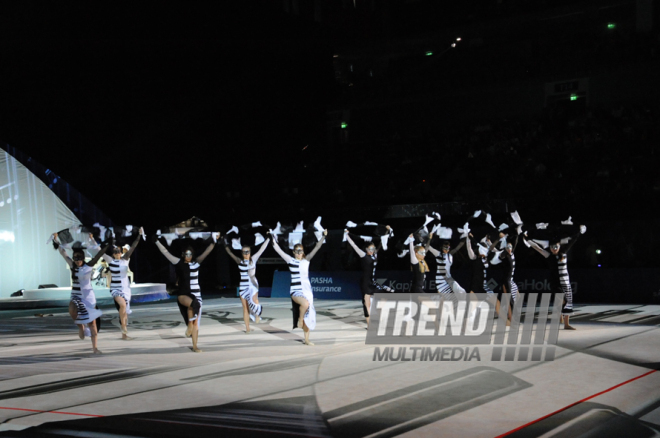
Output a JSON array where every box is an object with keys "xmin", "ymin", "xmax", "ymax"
[
  {"xmin": 428, "ymin": 247, "xmax": 467, "ymax": 294},
  {"xmin": 501, "ymin": 251, "xmax": 519, "ymax": 303},
  {"xmin": 177, "ymin": 260, "xmax": 203, "ymax": 322},
  {"xmin": 238, "ymin": 259, "xmax": 262, "ymax": 320},
  {"xmin": 287, "ymin": 259, "xmax": 316, "ymax": 329},
  {"xmin": 272, "ymin": 237, "xmax": 324, "ymax": 331},
  {"xmin": 70, "ymin": 264, "xmax": 103, "ymax": 324},
  {"xmin": 480, "ymin": 257, "xmax": 494, "ymax": 294},
  {"xmin": 103, "ymin": 255, "xmax": 132, "ymax": 315},
  {"xmin": 550, "ymin": 253, "xmax": 573, "ymax": 315}
]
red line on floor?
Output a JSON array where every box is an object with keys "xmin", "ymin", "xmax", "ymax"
[
  {"xmin": 494, "ymin": 369, "xmax": 657, "ymax": 438},
  {"xmin": 0, "ymin": 406, "xmax": 103, "ymax": 417}
]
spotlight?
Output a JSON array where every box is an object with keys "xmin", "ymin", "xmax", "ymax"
[
  {"xmin": 595, "ymin": 249, "xmax": 601, "ymax": 254},
  {"xmin": 451, "ymin": 43, "xmax": 456, "ymax": 48},
  {"xmin": 456, "ymin": 37, "xmax": 461, "ymax": 41}
]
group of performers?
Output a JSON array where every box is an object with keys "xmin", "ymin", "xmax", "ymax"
[{"xmin": 50, "ymin": 211, "xmax": 585, "ymax": 353}]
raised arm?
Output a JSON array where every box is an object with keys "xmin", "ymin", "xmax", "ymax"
[
  {"xmin": 409, "ymin": 237, "xmax": 419, "ymax": 265},
  {"xmin": 346, "ymin": 232, "xmax": 366, "ymax": 258},
  {"xmin": 223, "ymin": 242, "xmax": 242, "ymax": 264},
  {"xmin": 425, "ymin": 232, "xmax": 440, "ymax": 257},
  {"xmin": 562, "ymin": 233, "xmax": 580, "ymax": 255},
  {"xmin": 466, "ymin": 236, "xmax": 477, "ymax": 260},
  {"xmin": 196, "ymin": 242, "xmax": 216, "ymax": 264},
  {"xmin": 53, "ymin": 234, "xmax": 74, "ymax": 268},
  {"xmin": 87, "ymin": 242, "xmax": 112, "ymax": 267},
  {"xmin": 306, "ymin": 231, "xmax": 327, "ymax": 261},
  {"xmin": 251, "ymin": 238, "xmax": 270, "ymax": 263},
  {"xmin": 123, "ymin": 229, "xmax": 142, "ymax": 260},
  {"xmin": 271, "ymin": 237, "xmax": 293, "ymax": 263},
  {"xmin": 88, "ymin": 233, "xmax": 101, "ymax": 251},
  {"xmin": 511, "ymin": 234, "xmax": 519, "ymax": 253},
  {"xmin": 155, "ymin": 240, "xmax": 181, "ymax": 264},
  {"xmin": 525, "ymin": 237, "xmax": 550, "ymax": 258},
  {"xmin": 449, "ymin": 239, "xmax": 465, "ymax": 255}
]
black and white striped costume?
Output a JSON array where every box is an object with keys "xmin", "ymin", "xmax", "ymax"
[
  {"xmin": 58, "ymin": 246, "xmax": 104, "ymax": 325},
  {"xmin": 467, "ymin": 236, "xmax": 495, "ymax": 294},
  {"xmin": 70, "ymin": 264, "xmax": 102, "ymax": 324},
  {"xmin": 550, "ymin": 253, "xmax": 574, "ymax": 315},
  {"xmin": 498, "ymin": 236, "xmax": 519, "ymax": 303},
  {"xmin": 227, "ymin": 240, "xmax": 269, "ymax": 321},
  {"xmin": 102, "ymin": 256, "xmax": 133, "ymax": 315},
  {"xmin": 155, "ymin": 240, "xmax": 216, "ymax": 326},
  {"xmin": 272, "ymin": 236, "xmax": 325, "ymax": 331},
  {"xmin": 479, "ymin": 257, "xmax": 494, "ymax": 294},
  {"xmin": 176, "ymin": 260, "xmax": 203, "ymax": 322},
  {"xmin": 346, "ymin": 234, "xmax": 393, "ymax": 317},
  {"xmin": 526, "ymin": 234, "xmax": 579, "ymax": 315},
  {"xmin": 426, "ymin": 240, "xmax": 466, "ymax": 294},
  {"xmin": 409, "ymin": 240, "xmax": 430, "ymax": 294}
]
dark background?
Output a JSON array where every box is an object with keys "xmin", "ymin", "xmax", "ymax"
[{"xmin": 1, "ymin": 1, "xmax": 659, "ymax": 290}]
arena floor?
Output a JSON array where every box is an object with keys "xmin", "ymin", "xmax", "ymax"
[{"xmin": 0, "ymin": 298, "xmax": 659, "ymax": 437}]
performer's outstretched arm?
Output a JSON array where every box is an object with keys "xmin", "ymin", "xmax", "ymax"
[
  {"xmin": 450, "ymin": 239, "xmax": 465, "ymax": 255},
  {"xmin": 53, "ymin": 234, "xmax": 74, "ymax": 268},
  {"xmin": 196, "ymin": 242, "xmax": 216, "ymax": 264},
  {"xmin": 223, "ymin": 242, "xmax": 242, "ymax": 264},
  {"xmin": 251, "ymin": 238, "xmax": 270, "ymax": 263},
  {"xmin": 271, "ymin": 238, "xmax": 293, "ymax": 264},
  {"xmin": 526, "ymin": 238, "xmax": 550, "ymax": 258},
  {"xmin": 123, "ymin": 229, "xmax": 143, "ymax": 260},
  {"xmin": 425, "ymin": 232, "xmax": 440, "ymax": 257},
  {"xmin": 562, "ymin": 233, "xmax": 580, "ymax": 254},
  {"xmin": 409, "ymin": 238, "xmax": 418, "ymax": 265},
  {"xmin": 306, "ymin": 232, "xmax": 327, "ymax": 261},
  {"xmin": 87, "ymin": 242, "xmax": 112, "ymax": 267},
  {"xmin": 345, "ymin": 232, "xmax": 366, "ymax": 258},
  {"xmin": 466, "ymin": 235, "xmax": 477, "ymax": 260},
  {"xmin": 155, "ymin": 240, "xmax": 180, "ymax": 264}
]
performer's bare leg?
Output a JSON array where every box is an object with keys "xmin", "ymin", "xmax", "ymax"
[
  {"xmin": 562, "ymin": 315, "xmax": 576, "ymax": 330},
  {"xmin": 501, "ymin": 284, "xmax": 513, "ymax": 326},
  {"xmin": 114, "ymin": 296, "xmax": 131, "ymax": 339},
  {"xmin": 191, "ymin": 318, "xmax": 202, "ymax": 352},
  {"xmin": 364, "ymin": 294, "xmax": 372, "ymax": 326},
  {"xmin": 253, "ymin": 294, "xmax": 260, "ymax": 323},
  {"xmin": 291, "ymin": 296, "xmax": 309, "ymax": 331},
  {"xmin": 240, "ymin": 297, "xmax": 251, "ymax": 333},
  {"xmin": 69, "ymin": 301, "xmax": 85, "ymax": 339},
  {"xmin": 89, "ymin": 320, "xmax": 101, "ymax": 354}
]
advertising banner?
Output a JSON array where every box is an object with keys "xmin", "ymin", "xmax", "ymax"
[{"xmin": 270, "ymin": 268, "xmax": 660, "ymax": 304}]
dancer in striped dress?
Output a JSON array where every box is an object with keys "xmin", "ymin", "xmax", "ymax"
[
  {"xmin": 425, "ymin": 232, "xmax": 466, "ymax": 294},
  {"xmin": 271, "ymin": 229, "xmax": 327, "ymax": 346},
  {"xmin": 497, "ymin": 233, "xmax": 519, "ymax": 304},
  {"xmin": 526, "ymin": 234, "xmax": 580, "ymax": 330},
  {"xmin": 409, "ymin": 235, "xmax": 430, "ymax": 294},
  {"xmin": 224, "ymin": 237, "xmax": 270, "ymax": 334},
  {"xmin": 345, "ymin": 227, "xmax": 394, "ymax": 325},
  {"xmin": 155, "ymin": 235, "xmax": 218, "ymax": 352},
  {"xmin": 100, "ymin": 228, "xmax": 143, "ymax": 340},
  {"xmin": 466, "ymin": 234, "xmax": 495, "ymax": 295},
  {"xmin": 53, "ymin": 233, "xmax": 111, "ymax": 354}
]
